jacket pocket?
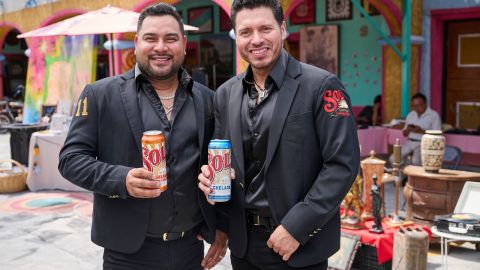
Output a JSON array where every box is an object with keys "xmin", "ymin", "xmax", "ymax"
[{"xmin": 284, "ymin": 112, "xmax": 312, "ymax": 143}]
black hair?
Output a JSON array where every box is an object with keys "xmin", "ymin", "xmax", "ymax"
[
  {"xmin": 374, "ymin": 95, "xmax": 382, "ymax": 104},
  {"xmin": 231, "ymin": 0, "xmax": 284, "ymax": 31},
  {"xmin": 411, "ymin": 93, "xmax": 427, "ymax": 103},
  {"xmin": 138, "ymin": 3, "xmax": 184, "ymax": 34}
]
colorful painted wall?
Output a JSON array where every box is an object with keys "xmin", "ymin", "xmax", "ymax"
[
  {"xmin": 23, "ymin": 35, "xmax": 96, "ymax": 123},
  {"xmin": 3, "ymin": 0, "xmax": 390, "ymax": 109},
  {"xmin": 173, "ymin": 0, "xmax": 385, "ymax": 105},
  {"xmin": 287, "ymin": 0, "xmax": 386, "ymax": 106}
]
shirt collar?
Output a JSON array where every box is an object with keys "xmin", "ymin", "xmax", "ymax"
[
  {"xmin": 242, "ymin": 49, "xmax": 288, "ymax": 90},
  {"xmin": 134, "ymin": 64, "xmax": 142, "ymax": 79},
  {"xmin": 416, "ymin": 107, "xmax": 432, "ymax": 118}
]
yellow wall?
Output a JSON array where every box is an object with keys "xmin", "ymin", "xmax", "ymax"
[
  {"xmin": 3, "ymin": 0, "xmax": 139, "ymax": 32},
  {"xmin": 382, "ymin": 0, "xmax": 423, "ymax": 122}
]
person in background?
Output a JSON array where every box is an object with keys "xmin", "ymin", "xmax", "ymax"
[
  {"xmin": 389, "ymin": 93, "xmax": 441, "ymax": 166},
  {"xmin": 356, "ymin": 94, "xmax": 382, "ymax": 127},
  {"xmin": 59, "ymin": 3, "xmax": 227, "ymax": 269}
]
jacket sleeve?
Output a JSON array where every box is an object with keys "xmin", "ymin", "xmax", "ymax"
[
  {"xmin": 212, "ymin": 89, "xmax": 230, "ymax": 234},
  {"xmin": 281, "ymin": 75, "xmax": 360, "ymax": 245},
  {"xmin": 58, "ymin": 85, "xmax": 131, "ymax": 198}
]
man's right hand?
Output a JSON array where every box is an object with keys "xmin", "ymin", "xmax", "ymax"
[
  {"xmin": 198, "ymin": 165, "xmax": 214, "ymax": 204},
  {"xmin": 198, "ymin": 165, "xmax": 235, "ymax": 205},
  {"xmin": 126, "ymin": 168, "xmax": 162, "ymax": 198}
]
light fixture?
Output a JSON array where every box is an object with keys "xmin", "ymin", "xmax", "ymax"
[
  {"xmin": 229, "ymin": 29, "xmax": 236, "ymax": 40},
  {"xmin": 103, "ymin": 40, "xmax": 134, "ymax": 50}
]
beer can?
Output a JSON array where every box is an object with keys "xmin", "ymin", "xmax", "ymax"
[
  {"xmin": 142, "ymin": 131, "xmax": 168, "ymax": 192},
  {"xmin": 207, "ymin": 139, "xmax": 231, "ymax": 202}
]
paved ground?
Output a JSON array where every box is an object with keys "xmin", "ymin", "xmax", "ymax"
[{"xmin": 0, "ymin": 133, "xmax": 479, "ymax": 269}]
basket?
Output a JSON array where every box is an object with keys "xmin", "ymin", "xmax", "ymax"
[{"xmin": 0, "ymin": 159, "xmax": 27, "ymax": 193}]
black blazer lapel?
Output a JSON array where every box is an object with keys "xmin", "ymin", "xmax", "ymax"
[
  {"xmin": 191, "ymin": 88, "xmax": 205, "ymax": 154},
  {"xmin": 119, "ymin": 76, "xmax": 144, "ymax": 152},
  {"xmin": 228, "ymin": 80, "xmax": 245, "ymax": 179},
  {"xmin": 264, "ymin": 57, "xmax": 301, "ymax": 171}
]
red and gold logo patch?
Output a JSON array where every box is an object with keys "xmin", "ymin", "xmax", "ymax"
[{"xmin": 323, "ymin": 90, "xmax": 350, "ymax": 117}]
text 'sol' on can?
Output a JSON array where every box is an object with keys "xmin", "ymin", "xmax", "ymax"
[
  {"xmin": 142, "ymin": 131, "xmax": 168, "ymax": 192},
  {"xmin": 207, "ymin": 139, "xmax": 231, "ymax": 202}
]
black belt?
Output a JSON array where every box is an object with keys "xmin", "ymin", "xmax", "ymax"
[
  {"xmin": 246, "ymin": 212, "xmax": 278, "ymax": 230},
  {"xmin": 148, "ymin": 225, "xmax": 199, "ymax": 242},
  {"xmin": 161, "ymin": 231, "xmax": 187, "ymax": 241}
]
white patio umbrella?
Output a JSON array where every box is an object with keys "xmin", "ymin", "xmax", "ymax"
[{"xmin": 17, "ymin": 5, "xmax": 198, "ymax": 74}]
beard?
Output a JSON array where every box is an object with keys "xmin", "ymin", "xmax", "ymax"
[{"xmin": 136, "ymin": 54, "xmax": 183, "ymax": 81}]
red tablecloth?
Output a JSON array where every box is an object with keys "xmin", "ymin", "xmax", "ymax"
[{"xmin": 341, "ymin": 221, "xmax": 431, "ymax": 264}]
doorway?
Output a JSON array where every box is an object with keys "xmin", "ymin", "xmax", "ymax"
[{"xmin": 444, "ymin": 20, "xmax": 480, "ymax": 129}]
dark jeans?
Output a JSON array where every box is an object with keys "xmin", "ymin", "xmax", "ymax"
[
  {"xmin": 231, "ymin": 225, "xmax": 327, "ymax": 270},
  {"xmin": 103, "ymin": 233, "xmax": 204, "ymax": 270}
]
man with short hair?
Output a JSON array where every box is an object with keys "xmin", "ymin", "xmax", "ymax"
[
  {"xmin": 390, "ymin": 93, "xmax": 441, "ymax": 166},
  {"xmin": 59, "ymin": 3, "xmax": 227, "ymax": 269},
  {"xmin": 198, "ymin": 0, "xmax": 359, "ymax": 269}
]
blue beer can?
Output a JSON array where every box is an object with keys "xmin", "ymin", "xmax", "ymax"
[{"xmin": 207, "ymin": 139, "xmax": 231, "ymax": 202}]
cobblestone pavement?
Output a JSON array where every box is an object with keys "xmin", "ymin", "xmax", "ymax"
[{"xmin": 0, "ymin": 133, "xmax": 478, "ymax": 269}]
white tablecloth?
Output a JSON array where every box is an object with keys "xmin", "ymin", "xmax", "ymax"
[{"xmin": 26, "ymin": 130, "xmax": 85, "ymax": 191}]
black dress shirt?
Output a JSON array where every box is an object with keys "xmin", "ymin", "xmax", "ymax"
[
  {"xmin": 241, "ymin": 53, "xmax": 288, "ymax": 217},
  {"xmin": 135, "ymin": 65, "xmax": 203, "ymax": 235}
]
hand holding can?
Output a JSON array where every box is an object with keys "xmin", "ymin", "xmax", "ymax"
[
  {"xmin": 142, "ymin": 131, "xmax": 168, "ymax": 192},
  {"xmin": 207, "ymin": 139, "xmax": 231, "ymax": 202}
]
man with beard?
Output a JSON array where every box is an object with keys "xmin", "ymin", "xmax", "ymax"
[
  {"xmin": 198, "ymin": 0, "xmax": 359, "ymax": 269},
  {"xmin": 59, "ymin": 3, "xmax": 227, "ymax": 269}
]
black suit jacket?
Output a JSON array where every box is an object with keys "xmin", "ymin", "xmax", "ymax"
[
  {"xmin": 59, "ymin": 69, "xmax": 219, "ymax": 253},
  {"xmin": 214, "ymin": 51, "xmax": 360, "ymax": 267}
]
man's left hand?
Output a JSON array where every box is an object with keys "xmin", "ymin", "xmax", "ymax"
[
  {"xmin": 267, "ymin": 225, "xmax": 300, "ymax": 261},
  {"xmin": 201, "ymin": 230, "xmax": 228, "ymax": 269}
]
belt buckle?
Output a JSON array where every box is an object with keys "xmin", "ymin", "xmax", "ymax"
[
  {"xmin": 162, "ymin": 232, "xmax": 185, "ymax": 241},
  {"xmin": 253, "ymin": 215, "xmax": 261, "ymax": 226}
]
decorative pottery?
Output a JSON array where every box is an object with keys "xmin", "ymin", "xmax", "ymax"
[
  {"xmin": 341, "ymin": 174, "xmax": 365, "ymax": 229},
  {"xmin": 421, "ymin": 130, "xmax": 445, "ymax": 173},
  {"xmin": 360, "ymin": 150, "xmax": 385, "ymax": 221}
]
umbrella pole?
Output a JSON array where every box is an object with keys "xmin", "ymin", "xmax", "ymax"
[{"xmin": 110, "ymin": 33, "xmax": 116, "ymax": 76}]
